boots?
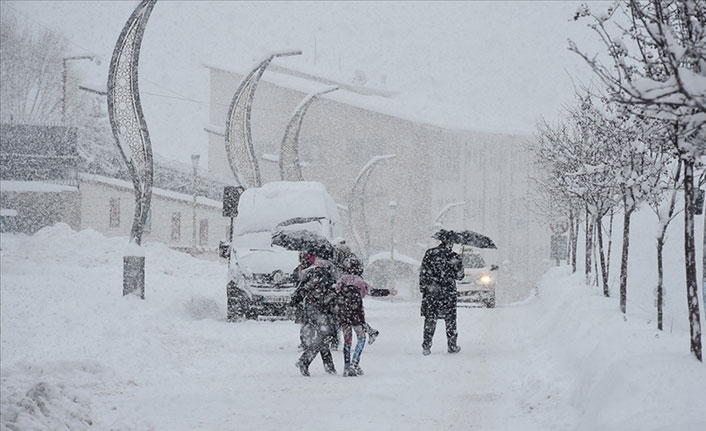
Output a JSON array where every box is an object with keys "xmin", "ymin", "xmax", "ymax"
[
  {"xmin": 343, "ymin": 362, "xmax": 364, "ymax": 377},
  {"xmin": 295, "ymin": 359, "xmax": 310, "ymax": 376},
  {"xmin": 324, "ymin": 363, "xmax": 337, "ymax": 375},
  {"xmin": 368, "ymin": 329, "xmax": 380, "ymax": 345}
]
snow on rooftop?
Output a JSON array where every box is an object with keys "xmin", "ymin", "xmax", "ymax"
[
  {"xmin": 0, "ymin": 181, "xmax": 78, "ymax": 194},
  {"xmin": 78, "ymin": 173, "xmax": 222, "ymax": 208},
  {"xmin": 203, "ymin": 61, "xmax": 533, "ymax": 136}
]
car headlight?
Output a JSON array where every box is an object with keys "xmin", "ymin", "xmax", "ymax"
[{"xmin": 479, "ymin": 275, "xmax": 492, "ymax": 285}]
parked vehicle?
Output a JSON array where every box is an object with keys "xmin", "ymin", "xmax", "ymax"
[
  {"xmin": 225, "ymin": 181, "xmax": 340, "ymax": 321},
  {"xmin": 456, "ymin": 246, "xmax": 499, "ymax": 308}
]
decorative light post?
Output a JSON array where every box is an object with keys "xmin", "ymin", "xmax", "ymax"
[
  {"xmin": 191, "ymin": 154, "xmax": 200, "ymax": 252},
  {"xmin": 347, "ymin": 154, "xmax": 396, "ymax": 259},
  {"xmin": 224, "ymin": 50, "xmax": 301, "ymax": 187},
  {"xmin": 388, "ymin": 200, "xmax": 397, "ymax": 261},
  {"xmin": 432, "ymin": 201, "xmax": 465, "ymax": 230},
  {"xmin": 279, "ymin": 86, "xmax": 338, "ymax": 181},
  {"xmin": 106, "ymin": 0, "xmax": 157, "ymax": 298},
  {"xmin": 62, "ymin": 55, "xmax": 101, "ymax": 123}
]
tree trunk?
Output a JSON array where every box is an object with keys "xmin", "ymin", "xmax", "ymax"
[
  {"xmin": 702, "ymin": 186, "xmax": 706, "ymax": 336},
  {"xmin": 569, "ymin": 209, "xmax": 576, "ymax": 273},
  {"xmin": 585, "ymin": 215, "xmax": 594, "ymax": 285},
  {"xmin": 656, "ymin": 231, "xmax": 665, "ymax": 331},
  {"xmin": 683, "ymin": 159, "xmax": 702, "ymax": 361},
  {"xmin": 571, "ymin": 214, "xmax": 581, "ymax": 274},
  {"xmin": 592, "ymin": 221, "xmax": 601, "ymax": 287},
  {"xmin": 596, "ymin": 215, "xmax": 609, "ymax": 297},
  {"xmin": 619, "ymin": 206, "xmax": 633, "ymax": 314},
  {"xmin": 606, "ymin": 209, "xmax": 614, "ymax": 279}
]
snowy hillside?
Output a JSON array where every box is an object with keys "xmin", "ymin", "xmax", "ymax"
[{"xmin": 1, "ymin": 212, "xmax": 705, "ymax": 430}]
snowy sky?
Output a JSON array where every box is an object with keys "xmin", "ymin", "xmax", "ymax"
[{"xmin": 7, "ymin": 0, "xmax": 603, "ymax": 166}]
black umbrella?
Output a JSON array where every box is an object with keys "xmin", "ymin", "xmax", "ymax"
[
  {"xmin": 271, "ymin": 229, "xmax": 334, "ymax": 259},
  {"xmin": 433, "ymin": 229, "xmax": 497, "ymax": 249}
]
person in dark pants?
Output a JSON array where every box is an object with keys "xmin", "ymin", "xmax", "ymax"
[
  {"xmin": 334, "ymin": 256, "xmax": 396, "ymax": 376},
  {"xmin": 419, "ymin": 236, "xmax": 464, "ymax": 355},
  {"xmin": 333, "ymin": 241, "xmax": 381, "ymax": 344},
  {"xmin": 290, "ymin": 250, "xmax": 338, "ymax": 376}
]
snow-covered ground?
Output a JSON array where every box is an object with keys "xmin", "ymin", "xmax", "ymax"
[{"xmin": 2, "ymin": 217, "xmax": 705, "ymax": 430}]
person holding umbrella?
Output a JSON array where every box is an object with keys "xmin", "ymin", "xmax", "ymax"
[
  {"xmin": 419, "ymin": 231, "xmax": 465, "ymax": 355},
  {"xmin": 290, "ymin": 247, "xmax": 338, "ymax": 376}
]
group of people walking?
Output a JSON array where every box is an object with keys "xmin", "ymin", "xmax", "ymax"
[
  {"xmin": 291, "ymin": 241, "xmax": 394, "ymax": 377},
  {"xmin": 291, "ymin": 234, "xmax": 465, "ymax": 376}
]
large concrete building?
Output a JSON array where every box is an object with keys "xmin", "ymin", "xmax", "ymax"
[{"xmin": 205, "ymin": 63, "xmax": 550, "ymax": 300}]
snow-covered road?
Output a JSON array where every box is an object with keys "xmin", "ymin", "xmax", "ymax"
[{"xmin": 2, "ymin": 224, "xmax": 705, "ymax": 430}]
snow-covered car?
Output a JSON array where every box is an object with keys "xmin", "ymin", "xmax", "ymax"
[
  {"xmin": 456, "ymin": 246, "xmax": 499, "ymax": 308},
  {"xmin": 366, "ymin": 251, "xmax": 421, "ymax": 301},
  {"xmin": 226, "ymin": 181, "xmax": 340, "ymax": 321}
]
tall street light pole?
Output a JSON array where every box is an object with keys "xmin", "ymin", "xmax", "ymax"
[
  {"xmin": 62, "ymin": 55, "xmax": 100, "ymax": 123},
  {"xmin": 388, "ymin": 200, "xmax": 397, "ymax": 261},
  {"xmin": 191, "ymin": 154, "xmax": 200, "ymax": 252}
]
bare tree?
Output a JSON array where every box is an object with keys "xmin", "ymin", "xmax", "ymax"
[
  {"xmin": 565, "ymin": 95, "xmax": 621, "ymax": 297},
  {"xmin": 532, "ymin": 93, "xmax": 622, "ymax": 290},
  {"xmin": 571, "ymin": 0, "xmax": 705, "ymax": 360},
  {"xmin": 531, "ymin": 119, "xmax": 585, "ymax": 274},
  {"xmin": 644, "ymin": 130, "xmax": 682, "ymax": 331},
  {"xmin": 0, "ymin": 9, "xmax": 68, "ymax": 124}
]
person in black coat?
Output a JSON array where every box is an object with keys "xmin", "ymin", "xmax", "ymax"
[
  {"xmin": 291, "ymin": 251, "xmax": 338, "ymax": 376},
  {"xmin": 419, "ymin": 237, "xmax": 464, "ymax": 355}
]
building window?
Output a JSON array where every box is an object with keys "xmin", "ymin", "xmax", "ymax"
[
  {"xmin": 171, "ymin": 212, "xmax": 181, "ymax": 241},
  {"xmin": 436, "ymin": 145, "xmax": 460, "ymax": 182},
  {"xmin": 199, "ymin": 219, "xmax": 209, "ymax": 246},
  {"xmin": 109, "ymin": 198, "xmax": 120, "ymax": 228}
]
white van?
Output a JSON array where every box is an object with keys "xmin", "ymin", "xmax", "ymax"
[
  {"xmin": 456, "ymin": 246, "xmax": 499, "ymax": 308},
  {"xmin": 226, "ymin": 181, "xmax": 340, "ymax": 320}
]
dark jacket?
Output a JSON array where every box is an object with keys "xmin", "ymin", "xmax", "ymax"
[
  {"xmin": 291, "ymin": 257, "xmax": 337, "ymax": 330},
  {"xmin": 419, "ymin": 243, "xmax": 464, "ymax": 318},
  {"xmin": 336, "ymin": 276, "xmax": 366, "ymax": 326},
  {"xmin": 335, "ymin": 274, "xmax": 394, "ymax": 325}
]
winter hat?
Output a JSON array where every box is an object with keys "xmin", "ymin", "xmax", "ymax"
[{"xmin": 343, "ymin": 256, "xmax": 363, "ymax": 276}]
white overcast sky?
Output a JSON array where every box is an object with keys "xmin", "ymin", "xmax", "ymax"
[{"xmin": 7, "ymin": 1, "xmax": 605, "ymax": 165}]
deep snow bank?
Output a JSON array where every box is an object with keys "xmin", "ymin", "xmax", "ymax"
[
  {"xmin": 0, "ymin": 223, "xmax": 228, "ymax": 430},
  {"xmin": 2, "ymin": 221, "xmax": 705, "ymax": 431},
  {"xmin": 519, "ymin": 267, "xmax": 706, "ymax": 431}
]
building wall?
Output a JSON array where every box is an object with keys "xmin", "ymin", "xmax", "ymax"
[
  {"xmin": 0, "ymin": 189, "xmax": 80, "ymax": 234},
  {"xmin": 207, "ymin": 66, "xmax": 551, "ymax": 299},
  {"xmin": 207, "ymin": 67, "xmax": 434, "ymax": 259},
  {"xmin": 430, "ymin": 130, "xmax": 550, "ymax": 300},
  {"xmin": 79, "ymin": 179, "xmax": 229, "ymax": 250}
]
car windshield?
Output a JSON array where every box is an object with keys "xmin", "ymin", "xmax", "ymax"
[{"xmin": 462, "ymin": 253, "xmax": 486, "ymax": 268}]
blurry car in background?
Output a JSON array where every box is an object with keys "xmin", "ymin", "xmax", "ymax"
[
  {"xmin": 366, "ymin": 251, "xmax": 421, "ymax": 301},
  {"xmin": 456, "ymin": 246, "xmax": 499, "ymax": 308}
]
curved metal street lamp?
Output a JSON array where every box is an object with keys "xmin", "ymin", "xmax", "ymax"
[
  {"xmin": 224, "ymin": 50, "xmax": 301, "ymax": 188},
  {"xmin": 279, "ymin": 86, "xmax": 338, "ymax": 181},
  {"xmin": 347, "ymin": 154, "xmax": 396, "ymax": 259},
  {"xmin": 107, "ymin": 0, "xmax": 157, "ymax": 297}
]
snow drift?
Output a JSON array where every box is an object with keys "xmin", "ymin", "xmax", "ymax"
[{"xmin": 1, "ymin": 212, "xmax": 705, "ymax": 430}]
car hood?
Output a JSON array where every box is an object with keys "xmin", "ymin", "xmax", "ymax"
[{"xmin": 235, "ymin": 248, "xmax": 300, "ymax": 275}]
